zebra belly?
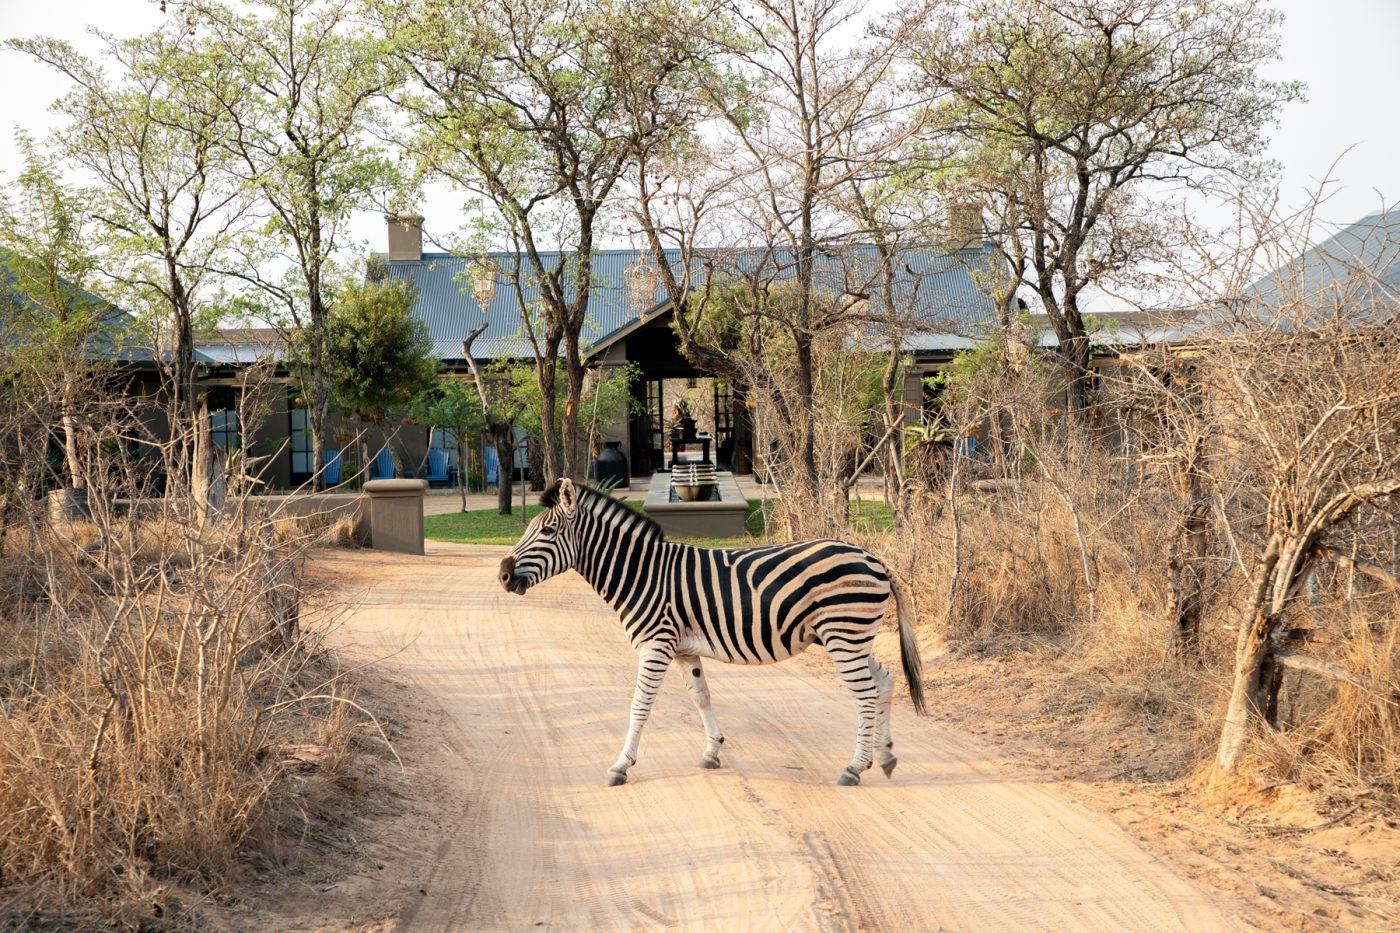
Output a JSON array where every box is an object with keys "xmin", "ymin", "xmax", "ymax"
[{"xmin": 672, "ymin": 623, "xmax": 817, "ymax": 665}]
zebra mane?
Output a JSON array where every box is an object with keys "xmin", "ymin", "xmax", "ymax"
[{"xmin": 540, "ymin": 480, "xmax": 666, "ymax": 542}]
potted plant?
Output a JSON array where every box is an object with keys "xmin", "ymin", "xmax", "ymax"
[{"xmin": 669, "ymin": 397, "xmax": 697, "ymax": 439}]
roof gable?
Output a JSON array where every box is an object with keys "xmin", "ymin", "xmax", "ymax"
[{"xmin": 1245, "ymin": 210, "xmax": 1400, "ymax": 324}]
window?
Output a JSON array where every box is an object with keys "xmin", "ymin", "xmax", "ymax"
[
  {"xmin": 430, "ymin": 426, "xmax": 457, "ymax": 451},
  {"xmin": 290, "ymin": 407, "xmax": 313, "ymax": 478},
  {"xmin": 207, "ymin": 386, "xmax": 239, "ymax": 450},
  {"xmin": 210, "ymin": 409, "xmax": 239, "ymax": 449}
]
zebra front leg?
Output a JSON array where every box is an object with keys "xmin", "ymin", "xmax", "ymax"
[
  {"xmin": 607, "ymin": 645, "xmax": 675, "ymax": 786},
  {"xmin": 678, "ymin": 655, "xmax": 725, "ymax": 769}
]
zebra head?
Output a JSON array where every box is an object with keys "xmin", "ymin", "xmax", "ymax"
[{"xmin": 499, "ymin": 477, "xmax": 582, "ymax": 595}]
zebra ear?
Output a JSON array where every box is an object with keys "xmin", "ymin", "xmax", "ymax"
[{"xmin": 556, "ymin": 478, "xmax": 578, "ymax": 514}]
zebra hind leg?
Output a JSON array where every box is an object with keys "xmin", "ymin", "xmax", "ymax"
[
  {"xmin": 871, "ymin": 657, "xmax": 897, "ymax": 778},
  {"xmin": 679, "ymin": 656, "xmax": 726, "ymax": 769},
  {"xmin": 822, "ymin": 631, "xmax": 880, "ymax": 786}
]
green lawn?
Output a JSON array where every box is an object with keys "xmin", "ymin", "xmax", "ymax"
[
  {"xmin": 422, "ymin": 505, "xmax": 551, "ymax": 546},
  {"xmin": 424, "ymin": 498, "xmax": 766, "ymax": 548},
  {"xmin": 423, "ymin": 496, "xmax": 891, "ymax": 549},
  {"xmin": 848, "ymin": 498, "xmax": 895, "ymax": 534}
]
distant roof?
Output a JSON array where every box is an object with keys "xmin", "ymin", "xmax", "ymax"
[
  {"xmin": 1029, "ymin": 308, "xmax": 1202, "ymax": 351},
  {"xmin": 1244, "ymin": 210, "xmax": 1400, "ymax": 324},
  {"xmin": 380, "ymin": 244, "xmax": 1002, "ymax": 362},
  {"xmin": 0, "ymin": 250, "xmax": 146, "ymax": 363},
  {"xmin": 195, "ymin": 327, "xmax": 286, "ymax": 365}
]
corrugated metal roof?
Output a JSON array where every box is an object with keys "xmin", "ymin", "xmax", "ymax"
[
  {"xmin": 381, "ymin": 243, "xmax": 1000, "ymax": 361},
  {"xmin": 1244, "ymin": 210, "xmax": 1400, "ymax": 324},
  {"xmin": 0, "ymin": 250, "xmax": 149, "ymax": 363}
]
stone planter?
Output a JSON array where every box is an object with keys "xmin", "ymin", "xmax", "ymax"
[{"xmin": 47, "ymin": 486, "xmax": 90, "ymax": 523}]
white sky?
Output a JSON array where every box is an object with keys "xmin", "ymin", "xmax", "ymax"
[{"xmin": 1, "ymin": 0, "xmax": 1397, "ymax": 261}]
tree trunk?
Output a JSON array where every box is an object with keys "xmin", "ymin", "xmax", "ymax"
[
  {"xmin": 526, "ymin": 431, "xmax": 546, "ymax": 491},
  {"xmin": 880, "ymin": 345, "xmax": 907, "ymax": 524},
  {"xmin": 457, "ymin": 434, "xmax": 468, "ymax": 512},
  {"xmin": 792, "ymin": 332, "xmax": 820, "ymax": 494},
  {"xmin": 1214, "ymin": 605, "xmax": 1279, "ymax": 774},
  {"xmin": 1215, "ymin": 539, "xmax": 1285, "ymax": 776},
  {"xmin": 561, "ymin": 332, "xmax": 587, "ymax": 480},
  {"xmin": 535, "ymin": 345, "xmax": 562, "ymax": 486},
  {"xmin": 309, "ymin": 402, "xmax": 327, "ymax": 492},
  {"xmin": 1060, "ymin": 332, "xmax": 1092, "ymax": 415},
  {"xmin": 59, "ymin": 364, "xmax": 85, "ymax": 490},
  {"xmin": 492, "ymin": 422, "xmax": 514, "ymax": 515},
  {"xmin": 1167, "ymin": 443, "xmax": 1210, "ymax": 662}
]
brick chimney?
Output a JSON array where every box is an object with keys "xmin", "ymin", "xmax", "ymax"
[
  {"xmin": 945, "ymin": 201, "xmax": 984, "ymax": 252},
  {"xmin": 385, "ymin": 213, "xmax": 423, "ymax": 261}
]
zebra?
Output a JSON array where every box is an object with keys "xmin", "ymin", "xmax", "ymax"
[{"xmin": 497, "ymin": 478, "xmax": 927, "ymax": 787}]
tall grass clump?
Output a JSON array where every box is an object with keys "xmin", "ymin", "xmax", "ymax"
[{"xmin": 0, "ymin": 368, "xmax": 367, "ymax": 923}]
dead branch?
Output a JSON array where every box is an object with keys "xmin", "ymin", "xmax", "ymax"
[
  {"xmin": 1319, "ymin": 545, "xmax": 1400, "ymax": 592},
  {"xmin": 1274, "ymin": 651, "xmax": 1398, "ymax": 703}
]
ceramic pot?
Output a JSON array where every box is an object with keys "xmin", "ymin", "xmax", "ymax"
[{"xmin": 589, "ymin": 440, "xmax": 629, "ymax": 488}]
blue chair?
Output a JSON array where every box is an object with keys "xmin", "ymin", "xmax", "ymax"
[
  {"xmin": 323, "ymin": 449, "xmax": 343, "ymax": 486},
  {"xmin": 371, "ymin": 447, "xmax": 397, "ymax": 480},
  {"xmin": 445, "ymin": 449, "xmax": 461, "ymax": 488},
  {"xmin": 425, "ymin": 448, "xmax": 450, "ymax": 487},
  {"xmin": 485, "ymin": 444, "xmax": 500, "ymax": 486}
]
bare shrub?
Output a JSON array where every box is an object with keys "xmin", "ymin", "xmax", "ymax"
[
  {"xmin": 1153, "ymin": 200, "xmax": 1400, "ymax": 778},
  {"xmin": 862, "ymin": 197, "xmax": 1400, "ymax": 798},
  {"xmin": 0, "ymin": 392, "xmax": 372, "ymax": 921},
  {"xmin": 751, "ymin": 317, "xmax": 888, "ymax": 540}
]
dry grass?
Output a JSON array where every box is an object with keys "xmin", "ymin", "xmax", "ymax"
[
  {"xmin": 845, "ymin": 438, "xmax": 1400, "ymax": 801},
  {"xmin": 0, "ymin": 493, "xmax": 371, "ymax": 927}
]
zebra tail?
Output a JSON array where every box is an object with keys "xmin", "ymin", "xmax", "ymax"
[{"xmin": 891, "ymin": 577, "xmax": 927, "ymax": 716}]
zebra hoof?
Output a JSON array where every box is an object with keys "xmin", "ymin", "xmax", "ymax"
[
  {"xmin": 698, "ymin": 755, "xmax": 721, "ymax": 770},
  {"xmin": 606, "ymin": 771, "xmax": 628, "ymax": 787},
  {"xmin": 836, "ymin": 769, "xmax": 861, "ymax": 786},
  {"xmin": 880, "ymin": 756, "xmax": 898, "ymax": 778}
]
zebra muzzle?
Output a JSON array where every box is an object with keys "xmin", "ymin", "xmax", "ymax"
[{"xmin": 498, "ymin": 556, "xmax": 529, "ymax": 595}]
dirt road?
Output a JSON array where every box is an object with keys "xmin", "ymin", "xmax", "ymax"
[{"xmin": 322, "ymin": 543, "xmax": 1244, "ymax": 932}]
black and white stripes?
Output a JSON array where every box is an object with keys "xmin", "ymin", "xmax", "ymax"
[{"xmin": 499, "ymin": 478, "xmax": 926, "ymax": 786}]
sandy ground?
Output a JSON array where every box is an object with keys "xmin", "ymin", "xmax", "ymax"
[{"xmin": 248, "ymin": 541, "xmax": 1261, "ymax": 932}]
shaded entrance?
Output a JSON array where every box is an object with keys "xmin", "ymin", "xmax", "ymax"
[{"xmin": 619, "ymin": 315, "xmax": 750, "ymax": 478}]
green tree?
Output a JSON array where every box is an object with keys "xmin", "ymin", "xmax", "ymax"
[
  {"xmin": 507, "ymin": 360, "xmax": 643, "ymax": 476},
  {"xmin": 409, "ymin": 376, "xmax": 485, "ymax": 512},
  {"xmin": 900, "ymin": 0, "xmax": 1301, "ymax": 415},
  {"xmin": 322, "ymin": 267, "xmax": 437, "ymax": 475},
  {"xmin": 188, "ymin": 0, "xmax": 401, "ymax": 490},
  {"xmin": 376, "ymin": 0, "xmax": 716, "ymax": 481},
  {"xmin": 10, "ymin": 29, "xmax": 249, "ymax": 430},
  {"xmin": 0, "ymin": 138, "xmax": 113, "ymax": 494}
]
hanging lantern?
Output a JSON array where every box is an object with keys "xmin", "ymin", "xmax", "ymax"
[
  {"xmin": 469, "ymin": 257, "xmax": 498, "ymax": 309},
  {"xmin": 625, "ymin": 258, "xmax": 658, "ymax": 319}
]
